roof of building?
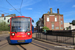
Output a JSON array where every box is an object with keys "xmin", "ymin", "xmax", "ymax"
[
  {"xmin": 5, "ymin": 14, "xmax": 16, "ymax": 17},
  {"xmin": 42, "ymin": 12, "xmax": 63, "ymax": 18},
  {"xmin": 0, "ymin": 14, "xmax": 16, "ymax": 17},
  {"xmin": 42, "ymin": 8, "xmax": 63, "ymax": 16},
  {"xmin": 0, "ymin": 16, "xmax": 11, "ymax": 18},
  {"xmin": 43, "ymin": 12, "xmax": 63, "ymax": 15}
]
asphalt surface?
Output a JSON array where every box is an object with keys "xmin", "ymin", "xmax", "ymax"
[
  {"xmin": 0, "ymin": 34, "xmax": 20, "ymax": 50},
  {"xmin": 0, "ymin": 34, "xmax": 74, "ymax": 50}
]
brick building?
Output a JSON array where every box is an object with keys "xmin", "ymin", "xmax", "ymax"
[{"xmin": 38, "ymin": 8, "xmax": 64, "ymax": 30}]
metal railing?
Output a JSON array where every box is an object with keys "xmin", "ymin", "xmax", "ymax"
[{"xmin": 35, "ymin": 31, "xmax": 75, "ymax": 45}]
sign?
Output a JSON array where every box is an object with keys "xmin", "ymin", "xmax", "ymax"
[
  {"xmin": 40, "ymin": 27, "xmax": 43, "ymax": 29},
  {"xmin": 12, "ymin": 18, "xmax": 30, "ymax": 21},
  {"xmin": 49, "ymin": 15, "xmax": 55, "ymax": 16}
]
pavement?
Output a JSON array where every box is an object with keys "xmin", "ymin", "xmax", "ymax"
[
  {"xmin": 0, "ymin": 33, "xmax": 75, "ymax": 50},
  {"xmin": 32, "ymin": 33, "xmax": 75, "ymax": 50},
  {"xmin": 32, "ymin": 32, "xmax": 74, "ymax": 44}
]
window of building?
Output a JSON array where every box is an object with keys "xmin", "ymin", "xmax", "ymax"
[
  {"xmin": 56, "ymin": 27, "xmax": 59, "ymax": 29},
  {"xmin": 60, "ymin": 27, "xmax": 63, "ymax": 29},
  {"xmin": 55, "ymin": 17, "xmax": 57, "ymax": 22},
  {"xmin": 47, "ymin": 17, "xmax": 49, "ymax": 22},
  {"xmin": 4, "ymin": 17, "xmax": 6, "ymax": 20},
  {"xmin": 52, "ymin": 24, "xmax": 54, "ymax": 29},
  {"xmin": 61, "ymin": 21, "xmax": 63, "ymax": 24},
  {"xmin": 61, "ymin": 16, "xmax": 62, "ymax": 18}
]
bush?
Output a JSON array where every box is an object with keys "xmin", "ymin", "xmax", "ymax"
[
  {"xmin": 0, "ymin": 21, "xmax": 10, "ymax": 31},
  {"xmin": 70, "ymin": 20, "xmax": 75, "ymax": 25},
  {"xmin": 42, "ymin": 26, "xmax": 50, "ymax": 31}
]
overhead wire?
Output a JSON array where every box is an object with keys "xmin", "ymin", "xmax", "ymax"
[
  {"xmin": 0, "ymin": 10, "xmax": 9, "ymax": 14},
  {"xmin": 20, "ymin": 0, "xmax": 23, "ymax": 16},
  {"xmin": 6, "ymin": 0, "xmax": 22, "ymax": 16},
  {"xmin": 0, "ymin": 10, "xmax": 9, "ymax": 19},
  {"xmin": 0, "ymin": 6, "xmax": 20, "ymax": 12}
]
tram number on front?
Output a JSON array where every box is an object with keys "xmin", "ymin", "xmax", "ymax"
[{"xmin": 18, "ymin": 40, "xmax": 25, "ymax": 42}]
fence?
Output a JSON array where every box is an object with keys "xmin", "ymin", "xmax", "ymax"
[{"xmin": 35, "ymin": 30, "xmax": 75, "ymax": 45}]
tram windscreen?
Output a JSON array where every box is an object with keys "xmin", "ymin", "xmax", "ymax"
[{"xmin": 11, "ymin": 18, "xmax": 30, "ymax": 32}]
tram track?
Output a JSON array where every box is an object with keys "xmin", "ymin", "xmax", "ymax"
[
  {"xmin": 0, "ymin": 40, "xmax": 1, "ymax": 42},
  {"xmin": 0, "ymin": 40, "xmax": 26, "ymax": 50},
  {"xmin": 32, "ymin": 39, "xmax": 75, "ymax": 50},
  {"xmin": 19, "ymin": 44, "xmax": 27, "ymax": 50},
  {"xmin": 16, "ymin": 39, "xmax": 54, "ymax": 50},
  {"xmin": 0, "ymin": 42, "xmax": 8, "ymax": 49},
  {"xmin": 16, "ymin": 39, "xmax": 68, "ymax": 50},
  {"xmin": 0, "ymin": 34, "xmax": 73, "ymax": 50},
  {"xmin": 0, "ymin": 35, "xmax": 9, "ymax": 48},
  {"xmin": 31, "ymin": 42, "xmax": 52, "ymax": 50},
  {"xmin": 0, "ymin": 37, "xmax": 26, "ymax": 50}
]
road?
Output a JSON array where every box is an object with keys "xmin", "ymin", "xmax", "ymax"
[{"xmin": 0, "ymin": 34, "xmax": 74, "ymax": 50}]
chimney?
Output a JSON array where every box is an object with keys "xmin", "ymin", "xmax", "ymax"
[
  {"xmin": 48, "ymin": 11, "xmax": 49, "ymax": 14},
  {"xmin": 50, "ymin": 8, "xmax": 52, "ymax": 14},
  {"xmin": 2, "ymin": 14, "xmax": 4, "ymax": 17},
  {"xmin": 57, "ymin": 8, "xmax": 59, "ymax": 14}
]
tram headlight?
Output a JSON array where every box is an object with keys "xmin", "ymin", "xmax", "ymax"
[
  {"xmin": 11, "ymin": 33, "xmax": 15, "ymax": 36},
  {"xmin": 27, "ymin": 33, "xmax": 31, "ymax": 35}
]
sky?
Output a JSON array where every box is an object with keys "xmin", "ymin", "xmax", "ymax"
[{"xmin": 0, "ymin": 0, "xmax": 75, "ymax": 27}]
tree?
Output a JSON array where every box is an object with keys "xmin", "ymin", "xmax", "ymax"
[
  {"xmin": 36, "ymin": 21, "xmax": 39, "ymax": 26},
  {"xmin": 0, "ymin": 21, "xmax": 10, "ymax": 31},
  {"xmin": 70, "ymin": 20, "xmax": 75, "ymax": 25}
]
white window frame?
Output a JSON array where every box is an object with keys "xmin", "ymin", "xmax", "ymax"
[
  {"xmin": 56, "ymin": 27, "xmax": 59, "ymax": 29},
  {"xmin": 52, "ymin": 24, "xmax": 54, "ymax": 29},
  {"xmin": 61, "ymin": 21, "xmax": 63, "ymax": 24},
  {"xmin": 47, "ymin": 17, "xmax": 49, "ymax": 22},
  {"xmin": 60, "ymin": 27, "xmax": 63, "ymax": 29},
  {"xmin": 61, "ymin": 16, "xmax": 62, "ymax": 18},
  {"xmin": 55, "ymin": 17, "xmax": 57, "ymax": 22}
]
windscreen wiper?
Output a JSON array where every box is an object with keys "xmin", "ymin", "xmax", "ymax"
[
  {"xmin": 15, "ymin": 30, "xmax": 17, "ymax": 33},
  {"xmin": 25, "ymin": 29, "xmax": 30, "ymax": 33},
  {"xmin": 25, "ymin": 29, "xmax": 28, "ymax": 33}
]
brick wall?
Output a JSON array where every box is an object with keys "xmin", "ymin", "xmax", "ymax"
[{"xmin": 43, "ymin": 14, "xmax": 64, "ymax": 30}]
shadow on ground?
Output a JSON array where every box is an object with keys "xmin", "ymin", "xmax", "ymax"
[{"xmin": 6, "ymin": 36, "xmax": 28, "ymax": 50}]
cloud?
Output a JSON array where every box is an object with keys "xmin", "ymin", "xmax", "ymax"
[
  {"xmin": 25, "ymin": 8, "xmax": 33, "ymax": 10},
  {"xmin": 53, "ymin": 10, "xmax": 56, "ymax": 13},
  {"xmin": 21, "ymin": 0, "xmax": 42, "ymax": 8},
  {"xmin": 8, "ymin": 0, "xmax": 41, "ymax": 11},
  {"xmin": 9, "ymin": 8, "xmax": 20, "ymax": 11},
  {"xmin": 72, "ymin": 5, "xmax": 75, "ymax": 7}
]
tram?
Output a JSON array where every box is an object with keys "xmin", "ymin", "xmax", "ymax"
[{"xmin": 8, "ymin": 16, "xmax": 34, "ymax": 44}]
